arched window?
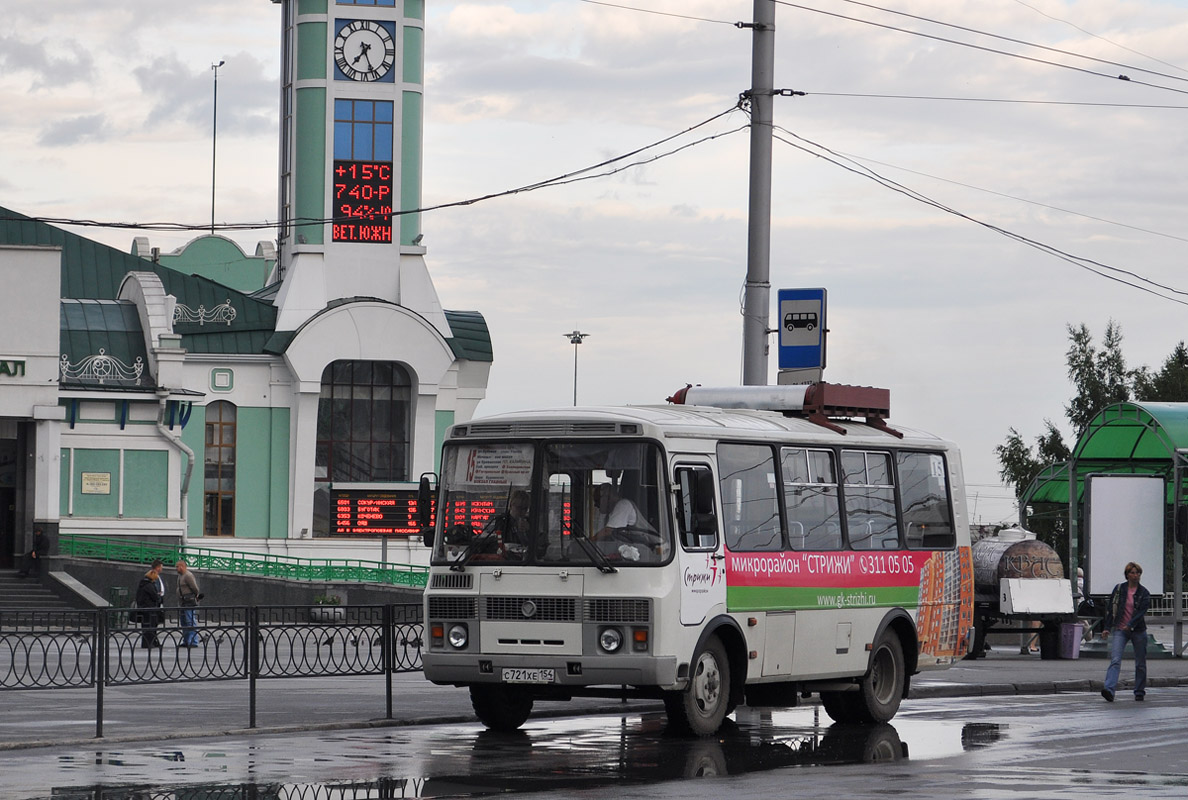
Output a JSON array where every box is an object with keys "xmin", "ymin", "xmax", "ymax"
[
  {"xmin": 204, "ymin": 401, "xmax": 236, "ymax": 536},
  {"xmin": 313, "ymin": 361, "xmax": 412, "ymax": 536}
]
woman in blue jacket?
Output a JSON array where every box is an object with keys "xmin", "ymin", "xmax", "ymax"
[{"xmin": 1100, "ymin": 561, "xmax": 1151, "ymax": 702}]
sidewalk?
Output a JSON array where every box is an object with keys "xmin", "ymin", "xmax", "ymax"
[{"xmin": 2, "ymin": 624, "xmax": 1184, "ymax": 752}]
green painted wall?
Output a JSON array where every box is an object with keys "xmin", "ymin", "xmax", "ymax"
[
  {"xmin": 297, "ymin": 0, "xmax": 328, "ymax": 15},
  {"xmin": 403, "ymin": 24, "xmax": 423, "ymax": 84},
  {"xmin": 154, "ymin": 237, "xmax": 272, "ymax": 294},
  {"xmin": 296, "ymin": 20, "xmax": 327, "ymax": 81},
  {"xmin": 65, "ymin": 449, "xmax": 120, "ymax": 517},
  {"xmin": 124, "ymin": 450, "xmax": 169, "ymax": 517},
  {"xmin": 434, "ymin": 410, "xmax": 454, "ymax": 473},
  {"xmin": 405, "ymin": 1, "xmax": 424, "ymax": 21},
  {"xmin": 235, "ymin": 407, "xmax": 291, "ymax": 539},
  {"xmin": 401, "ymin": 90, "xmax": 423, "ymax": 245},
  {"xmin": 296, "ymin": 87, "xmax": 327, "ymax": 245}
]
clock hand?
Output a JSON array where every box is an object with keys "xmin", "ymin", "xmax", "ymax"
[{"xmin": 352, "ymin": 41, "xmax": 372, "ymax": 66}]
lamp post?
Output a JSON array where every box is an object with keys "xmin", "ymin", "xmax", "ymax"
[
  {"xmin": 210, "ymin": 60, "xmax": 225, "ymax": 235},
  {"xmin": 564, "ymin": 330, "xmax": 589, "ymax": 406}
]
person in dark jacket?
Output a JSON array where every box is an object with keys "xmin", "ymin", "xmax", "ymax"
[
  {"xmin": 16, "ymin": 527, "xmax": 46, "ymax": 578},
  {"xmin": 1100, "ymin": 561, "xmax": 1151, "ymax": 702},
  {"xmin": 135, "ymin": 568, "xmax": 164, "ymax": 648}
]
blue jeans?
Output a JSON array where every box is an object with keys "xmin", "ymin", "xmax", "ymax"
[
  {"xmin": 1104, "ymin": 627, "xmax": 1147, "ymax": 697},
  {"xmin": 179, "ymin": 607, "xmax": 200, "ymax": 646}
]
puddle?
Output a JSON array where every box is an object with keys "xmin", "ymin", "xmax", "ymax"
[{"xmin": 14, "ymin": 710, "xmax": 1004, "ymax": 799}]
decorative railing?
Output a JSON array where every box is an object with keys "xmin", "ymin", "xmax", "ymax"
[
  {"xmin": 0, "ymin": 604, "xmax": 423, "ymax": 736},
  {"xmin": 59, "ymin": 349, "xmax": 145, "ymax": 386},
  {"xmin": 173, "ymin": 299, "xmax": 237, "ymax": 326},
  {"xmin": 58, "ymin": 535, "xmax": 429, "ymax": 589}
]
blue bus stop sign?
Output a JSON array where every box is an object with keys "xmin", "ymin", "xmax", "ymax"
[{"xmin": 777, "ymin": 288, "xmax": 826, "ymax": 370}]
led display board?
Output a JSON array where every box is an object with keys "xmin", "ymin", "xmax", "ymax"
[
  {"xmin": 329, "ymin": 489, "xmax": 432, "ymax": 536},
  {"xmin": 332, "ymin": 160, "xmax": 393, "ymax": 243}
]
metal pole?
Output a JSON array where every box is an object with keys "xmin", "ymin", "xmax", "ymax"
[
  {"xmin": 383, "ymin": 604, "xmax": 394, "ymax": 719},
  {"xmin": 1175, "ymin": 451, "xmax": 1185, "ymax": 657},
  {"xmin": 95, "ymin": 609, "xmax": 105, "ymax": 738},
  {"xmin": 564, "ymin": 331, "xmax": 588, "ymax": 406},
  {"xmin": 741, "ymin": 0, "xmax": 775, "ymax": 385},
  {"xmin": 211, "ymin": 60, "xmax": 225, "ymax": 235}
]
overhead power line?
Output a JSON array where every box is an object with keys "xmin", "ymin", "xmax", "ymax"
[
  {"xmin": 802, "ymin": 91, "xmax": 1188, "ymax": 110},
  {"xmin": 770, "ymin": 123, "xmax": 1188, "ymax": 307},
  {"xmin": 6, "ymin": 106, "xmax": 746, "ymax": 235},
  {"xmin": 774, "ymin": 0, "xmax": 1188, "ymax": 97}
]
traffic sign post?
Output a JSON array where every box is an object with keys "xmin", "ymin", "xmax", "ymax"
[{"xmin": 777, "ymin": 288, "xmax": 826, "ymax": 377}]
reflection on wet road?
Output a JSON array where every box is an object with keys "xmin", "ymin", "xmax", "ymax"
[
  {"xmin": 9, "ymin": 691, "xmax": 1188, "ymax": 799},
  {"xmin": 8, "ymin": 704, "xmax": 991, "ymax": 799}
]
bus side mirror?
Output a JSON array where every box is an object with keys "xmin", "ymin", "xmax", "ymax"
[
  {"xmin": 1176, "ymin": 505, "xmax": 1188, "ymax": 546},
  {"xmin": 418, "ymin": 472, "xmax": 437, "ymax": 547}
]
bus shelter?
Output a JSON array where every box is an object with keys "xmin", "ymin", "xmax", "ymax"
[{"xmin": 1019, "ymin": 402, "xmax": 1188, "ymax": 657}]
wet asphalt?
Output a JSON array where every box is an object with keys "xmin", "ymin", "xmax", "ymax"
[{"xmin": 2, "ymin": 624, "xmax": 1185, "ymax": 751}]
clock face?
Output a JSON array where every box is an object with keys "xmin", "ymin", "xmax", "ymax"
[{"xmin": 334, "ymin": 19, "xmax": 396, "ymax": 82}]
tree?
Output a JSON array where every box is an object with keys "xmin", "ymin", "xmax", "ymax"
[
  {"xmin": 1063, "ymin": 321, "xmax": 1132, "ymax": 436},
  {"xmin": 1134, "ymin": 341, "xmax": 1188, "ymax": 401}
]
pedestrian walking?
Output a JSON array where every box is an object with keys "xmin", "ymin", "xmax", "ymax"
[
  {"xmin": 1100, "ymin": 561, "xmax": 1151, "ymax": 702},
  {"xmin": 175, "ymin": 560, "xmax": 202, "ymax": 647}
]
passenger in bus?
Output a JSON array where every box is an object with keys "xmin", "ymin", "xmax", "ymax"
[{"xmin": 591, "ymin": 483, "xmax": 660, "ymax": 561}]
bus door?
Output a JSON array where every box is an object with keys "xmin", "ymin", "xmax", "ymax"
[{"xmin": 673, "ymin": 462, "xmax": 726, "ymax": 625}]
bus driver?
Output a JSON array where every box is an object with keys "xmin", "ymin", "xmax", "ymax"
[{"xmin": 591, "ymin": 483, "xmax": 660, "ymax": 560}]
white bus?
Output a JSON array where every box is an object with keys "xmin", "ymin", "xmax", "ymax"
[{"xmin": 421, "ymin": 384, "xmax": 974, "ymax": 735}]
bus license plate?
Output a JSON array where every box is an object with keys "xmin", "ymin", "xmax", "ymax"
[{"xmin": 502, "ymin": 668, "xmax": 555, "ymax": 684}]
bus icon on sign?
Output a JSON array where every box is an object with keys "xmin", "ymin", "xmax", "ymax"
[{"xmin": 783, "ymin": 312, "xmax": 817, "ymax": 332}]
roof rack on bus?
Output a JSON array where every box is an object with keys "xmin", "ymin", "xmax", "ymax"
[{"xmin": 665, "ymin": 382, "xmax": 903, "ymax": 438}]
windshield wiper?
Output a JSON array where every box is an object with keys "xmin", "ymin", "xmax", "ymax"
[
  {"xmin": 449, "ymin": 526, "xmax": 498, "ymax": 571},
  {"xmin": 571, "ymin": 531, "xmax": 617, "ymax": 574}
]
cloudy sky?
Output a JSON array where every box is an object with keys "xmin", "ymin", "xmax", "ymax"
[{"xmin": 4, "ymin": 0, "xmax": 1188, "ymax": 526}]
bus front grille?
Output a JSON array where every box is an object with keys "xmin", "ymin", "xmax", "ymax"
[
  {"xmin": 585, "ymin": 598, "xmax": 650, "ymax": 624},
  {"xmin": 431, "ymin": 573, "xmax": 473, "ymax": 590},
  {"xmin": 428, "ymin": 596, "xmax": 477, "ymax": 620},
  {"xmin": 484, "ymin": 596, "xmax": 577, "ymax": 621}
]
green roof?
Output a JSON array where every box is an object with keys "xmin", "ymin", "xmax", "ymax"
[
  {"xmin": 60, "ymin": 299, "xmax": 153, "ymax": 390},
  {"xmin": 3, "ymin": 206, "xmax": 491, "ymax": 364},
  {"xmin": 1021, "ymin": 402, "xmax": 1188, "ymax": 506},
  {"xmin": 444, "ymin": 310, "xmax": 493, "ymax": 363},
  {"xmin": 1, "ymin": 205, "xmax": 278, "ymax": 356}
]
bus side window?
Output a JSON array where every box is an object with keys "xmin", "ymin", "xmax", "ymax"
[{"xmin": 676, "ymin": 466, "xmax": 718, "ymax": 550}]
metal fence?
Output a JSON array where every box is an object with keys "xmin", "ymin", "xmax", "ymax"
[{"xmin": 0, "ymin": 604, "xmax": 423, "ymax": 737}]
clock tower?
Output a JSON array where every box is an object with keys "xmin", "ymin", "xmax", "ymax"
[{"xmin": 272, "ymin": 0, "xmax": 444, "ymax": 336}]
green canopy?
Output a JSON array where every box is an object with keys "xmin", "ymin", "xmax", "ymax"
[{"xmin": 1021, "ymin": 402, "xmax": 1188, "ymax": 508}]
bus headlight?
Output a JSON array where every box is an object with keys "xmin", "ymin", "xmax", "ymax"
[
  {"xmin": 448, "ymin": 623, "xmax": 469, "ymax": 649},
  {"xmin": 599, "ymin": 627, "xmax": 623, "ymax": 653}
]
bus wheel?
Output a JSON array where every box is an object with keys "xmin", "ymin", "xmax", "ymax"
[
  {"xmin": 855, "ymin": 631, "xmax": 905, "ymax": 723},
  {"xmin": 470, "ymin": 685, "xmax": 534, "ymax": 732},
  {"xmin": 820, "ymin": 690, "xmax": 863, "ymax": 724},
  {"xmin": 665, "ymin": 635, "xmax": 730, "ymax": 736}
]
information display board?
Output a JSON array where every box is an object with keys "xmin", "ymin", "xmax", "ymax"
[
  {"xmin": 332, "ymin": 160, "xmax": 393, "ymax": 243},
  {"xmin": 329, "ymin": 489, "xmax": 432, "ymax": 536}
]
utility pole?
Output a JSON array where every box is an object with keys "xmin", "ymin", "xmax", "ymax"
[
  {"xmin": 211, "ymin": 60, "xmax": 225, "ymax": 235},
  {"xmin": 741, "ymin": 0, "xmax": 775, "ymax": 385}
]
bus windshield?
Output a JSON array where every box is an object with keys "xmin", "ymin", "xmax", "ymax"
[{"xmin": 432, "ymin": 440, "xmax": 672, "ymax": 567}]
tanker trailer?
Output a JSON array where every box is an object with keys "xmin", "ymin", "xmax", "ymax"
[{"xmin": 968, "ymin": 527, "xmax": 1076, "ymax": 659}]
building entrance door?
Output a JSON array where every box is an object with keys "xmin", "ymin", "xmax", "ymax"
[{"xmin": 0, "ymin": 487, "xmax": 14, "ymax": 569}]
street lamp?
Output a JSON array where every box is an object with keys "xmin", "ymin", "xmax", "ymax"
[
  {"xmin": 210, "ymin": 60, "xmax": 226, "ymax": 235},
  {"xmin": 564, "ymin": 330, "xmax": 589, "ymax": 406}
]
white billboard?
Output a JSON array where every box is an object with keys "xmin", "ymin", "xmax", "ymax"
[{"xmin": 1085, "ymin": 474, "xmax": 1165, "ymax": 596}]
